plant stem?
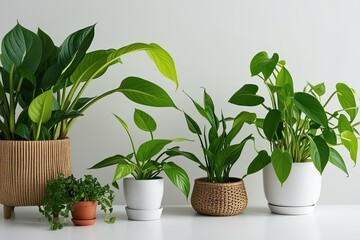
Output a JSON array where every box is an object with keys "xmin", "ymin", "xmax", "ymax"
[{"xmin": 9, "ymin": 65, "xmax": 15, "ymax": 139}]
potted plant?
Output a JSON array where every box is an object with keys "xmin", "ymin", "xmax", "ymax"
[
  {"xmin": 90, "ymin": 108, "xmax": 190, "ymax": 221},
  {"xmin": 38, "ymin": 174, "xmax": 115, "ymax": 230},
  {"xmin": 229, "ymin": 51, "xmax": 359, "ymax": 214},
  {"xmin": 168, "ymin": 89, "xmax": 263, "ymax": 216},
  {"xmin": 0, "ymin": 23, "xmax": 178, "ymax": 218}
]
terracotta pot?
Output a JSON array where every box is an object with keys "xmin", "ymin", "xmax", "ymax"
[
  {"xmin": 191, "ymin": 177, "xmax": 248, "ymax": 216},
  {"xmin": 0, "ymin": 139, "xmax": 71, "ymax": 219},
  {"xmin": 71, "ymin": 201, "xmax": 97, "ymax": 226}
]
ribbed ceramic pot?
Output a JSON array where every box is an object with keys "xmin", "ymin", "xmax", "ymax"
[
  {"xmin": 191, "ymin": 177, "xmax": 248, "ymax": 216},
  {"xmin": 0, "ymin": 139, "xmax": 71, "ymax": 219},
  {"xmin": 263, "ymin": 162, "xmax": 322, "ymax": 215}
]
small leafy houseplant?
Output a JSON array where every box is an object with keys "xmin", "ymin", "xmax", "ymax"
[
  {"xmin": 0, "ymin": 23, "xmax": 178, "ymax": 140},
  {"xmin": 39, "ymin": 174, "xmax": 115, "ymax": 230},
  {"xmin": 229, "ymin": 51, "xmax": 359, "ymax": 214},
  {"xmin": 171, "ymin": 89, "xmax": 261, "ymax": 216},
  {"xmin": 229, "ymin": 51, "xmax": 359, "ymax": 183},
  {"xmin": 90, "ymin": 108, "xmax": 190, "ymax": 220}
]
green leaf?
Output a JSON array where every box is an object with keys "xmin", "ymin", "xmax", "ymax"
[
  {"xmin": 203, "ymin": 89, "xmax": 215, "ymax": 113},
  {"xmin": 250, "ymin": 51, "xmax": 279, "ymax": 80},
  {"xmin": 17, "ymin": 67, "xmax": 36, "ymax": 87},
  {"xmin": 113, "ymin": 162, "xmax": 136, "ymax": 182},
  {"xmin": 58, "ymin": 24, "xmax": 95, "ymax": 79},
  {"xmin": 292, "ymin": 92, "xmax": 328, "ymax": 128},
  {"xmin": 40, "ymin": 63, "xmax": 62, "ymax": 90},
  {"xmin": 184, "ymin": 112, "xmax": 201, "ymax": 135},
  {"xmin": 113, "ymin": 113, "xmax": 129, "ymax": 132},
  {"xmin": 133, "ymin": 109, "xmax": 157, "ymax": 132},
  {"xmin": 37, "ymin": 28, "xmax": 57, "ymax": 64},
  {"xmin": 165, "ymin": 147, "xmax": 206, "ymax": 171},
  {"xmin": 118, "ymin": 76, "xmax": 177, "ymax": 108},
  {"xmin": 163, "ymin": 162, "xmax": 190, "ymax": 198},
  {"xmin": 229, "ymin": 84, "xmax": 265, "ymax": 106},
  {"xmin": 309, "ymin": 82, "xmax": 326, "ymax": 96},
  {"xmin": 245, "ymin": 150, "xmax": 271, "ymax": 177},
  {"xmin": 108, "ymin": 42, "xmax": 178, "ymax": 88},
  {"xmin": 341, "ymin": 130, "xmax": 358, "ymax": 164},
  {"xmin": 14, "ymin": 123, "xmax": 30, "ymax": 140},
  {"xmin": 28, "ymin": 88, "xmax": 53, "ymax": 124},
  {"xmin": 271, "ymin": 149, "xmax": 292, "ymax": 185},
  {"xmin": 322, "ymin": 128, "xmax": 337, "ymax": 145},
  {"xmin": 1, "ymin": 23, "xmax": 42, "ymax": 73},
  {"xmin": 309, "ymin": 136, "xmax": 329, "ymax": 174},
  {"xmin": 336, "ymin": 83, "xmax": 358, "ymax": 121},
  {"xmin": 276, "ymin": 67, "xmax": 294, "ymax": 95},
  {"xmin": 73, "ymin": 97, "xmax": 95, "ymax": 111},
  {"xmin": 89, "ymin": 155, "xmax": 129, "ymax": 169},
  {"xmin": 338, "ymin": 114, "xmax": 353, "ymax": 133},
  {"xmin": 45, "ymin": 110, "xmax": 82, "ymax": 128},
  {"xmin": 137, "ymin": 139, "xmax": 172, "ymax": 162},
  {"xmin": 226, "ymin": 111, "xmax": 256, "ymax": 145},
  {"xmin": 263, "ymin": 109, "xmax": 282, "ymax": 141},
  {"xmin": 329, "ymin": 147, "xmax": 349, "ymax": 176}
]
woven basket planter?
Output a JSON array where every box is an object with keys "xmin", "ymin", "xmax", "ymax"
[
  {"xmin": 191, "ymin": 177, "xmax": 248, "ymax": 216},
  {"xmin": 0, "ymin": 139, "xmax": 71, "ymax": 218}
]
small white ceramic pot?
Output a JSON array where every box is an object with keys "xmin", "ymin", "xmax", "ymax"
[
  {"xmin": 123, "ymin": 178, "xmax": 164, "ymax": 220},
  {"xmin": 263, "ymin": 162, "xmax": 321, "ymax": 215}
]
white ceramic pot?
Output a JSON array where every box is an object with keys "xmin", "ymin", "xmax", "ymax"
[
  {"xmin": 123, "ymin": 178, "xmax": 164, "ymax": 220},
  {"xmin": 263, "ymin": 162, "xmax": 321, "ymax": 215}
]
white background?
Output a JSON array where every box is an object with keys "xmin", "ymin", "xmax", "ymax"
[{"xmin": 1, "ymin": 0, "xmax": 360, "ymax": 206}]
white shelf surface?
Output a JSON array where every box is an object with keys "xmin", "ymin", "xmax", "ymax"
[{"xmin": 0, "ymin": 205, "xmax": 359, "ymax": 240}]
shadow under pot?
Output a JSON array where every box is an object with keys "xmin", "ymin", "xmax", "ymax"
[
  {"xmin": 191, "ymin": 177, "xmax": 248, "ymax": 216},
  {"xmin": 71, "ymin": 201, "xmax": 98, "ymax": 226},
  {"xmin": 123, "ymin": 178, "xmax": 164, "ymax": 221},
  {"xmin": 263, "ymin": 162, "xmax": 322, "ymax": 215}
]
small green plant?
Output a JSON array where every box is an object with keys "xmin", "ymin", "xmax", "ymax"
[
  {"xmin": 39, "ymin": 174, "xmax": 115, "ymax": 230},
  {"xmin": 0, "ymin": 23, "xmax": 177, "ymax": 140},
  {"xmin": 168, "ymin": 89, "xmax": 264, "ymax": 183},
  {"xmin": 229, "ymin": 51, "xmax": 359, "ymax": 184},
  {"xmin": 90, "ymin": 109, "xmax": 190, "ymax": 198}
]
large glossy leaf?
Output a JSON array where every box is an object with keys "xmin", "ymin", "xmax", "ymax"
[
  {"xmin": 137, "ymin": 139, "xmax": 172, "ymax": 162},
  {"xmin": 322, "ymin": 128, "xmax": 337, "ymax": 145},
  {"xmin": 336, "ymin": 83, "xmax": 358, "ymax": 121},
  {"xmin": 37, "ymin": 28, "xmax": 57, "ymax": 64},
  {"xmin": 118, "ymin": 77, "xmax": 177, "ymax": 108},
  {"xmin": 69, "ymin": 49, "xmax": 114, "ymax": 83},
  {"xmin": 341, "ymin": 130, "xmax": 358, "ymax": 164},
  {"xmin": 184, "ymin": 112, "xmax": 201, "ymax": 135},
  {"xmin": 250, "ymin": 51, "xmax": 279, "ymax": 80},
  {"xmin": 107, "ymin": 43, "xmax": 178, "ymax": 88},
  {"xmin": 245, "ymin": 150, "xmax": 271, "ymax": 177},
  {"xmin": 163, "ymin": 162, "xmax": 190, "ymax": 198},
  {"xmin": 58, "ymin": 25, "xmax": 95, "ymax": 79},
  {"xmin": 226, "ymin": 111, "xmax": 256, "ymax": 145},
  {"xmin": 1, "ymin": 23, "xmax": 42, "ymax": 73},
  {"xmin": 133, "ymin": 109, "xmax": 157, "ymax": 132},
  {"xmin": 292, "ymin": 92, "xmax": 328, "ymax": 128},
  {"xmin": 271, "ymin": 149, "xmax": 292, "ymax": 185},
  {"xmin": 28, "ymin": 89, "xmax": 53, "ymax": 124},
  {"xmin": 89, "ymin": 154, "xmax": 129, "ymax": 169},
  {"xmin": 113, "ymin": 162, "xmax": 136, "ymax": 182},
  {"xmin": 309, "ymin": 136, "xmax": 329, "ymax": 174},
  {"xmin": 40, "ymin": 63, "xmax": 62, "ymax": 90},
  {"xmin": 263, "ymin": 109, "xmax": 282, "ymax": 141},
  {"xmin": 329, "ymin": 147, "xmax": 349, "ymax": 176},
  {"xmin": 229, "ymin": 84, "xmax": 264, "ymax": 106}
]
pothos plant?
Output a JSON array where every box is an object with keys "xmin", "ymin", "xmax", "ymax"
[
  {"xmin": 166, "ymin": 89, "xmax": 266, "ymax": 183},
  {"xmin": 0, "ymin": 23, "xmax": 177, "ymax": 140},
  {"xmin": 90, "ymin": 108, "xmax": 190, "ymax": 198},
  {"xmin": 229, "ymin": 51, "xmax": 359, "ymax": 184},
  {"xmin": 39, "ymin": 174, "xmax": 115, "ymax": 230}
]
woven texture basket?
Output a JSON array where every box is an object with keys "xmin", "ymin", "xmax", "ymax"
[
  {"xmin": 0, "ymin": 139, "xmax": 71, "ymax": 207},
  {"xmin": 191, "ymin": 177, "xmax": 248, "ymax": 216}
]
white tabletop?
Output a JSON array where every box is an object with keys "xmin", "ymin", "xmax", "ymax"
[{"xmin": 0, "ymin": 205, "xmax": 358, "ymax": 240}]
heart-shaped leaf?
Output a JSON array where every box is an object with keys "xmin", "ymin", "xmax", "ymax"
[
  {"xmin": 271, "ymin": 149, "xmax": 292, "ymax": 185},
  {"xmin": 134, "ymin": 109, "xmax": 157, "ymax": 132},
  {"xmin": 250, "ymin": 51, "xmax": 279, "ymax": 80},
  {"xmin": 263, "ymin": 109, "xmax": 282, "ymax": 141},
  {"xmin": 245, "ymin": 150, "xmax": 271, "ymax": 177},
  {"xmin": 229, "ymin": 84, "xmax": 265, "ymax": 106}
]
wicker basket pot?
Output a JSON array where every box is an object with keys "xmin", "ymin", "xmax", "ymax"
[
  {"xmin": 0, "ymin": 139, "xmax": 71, "ymax": 218},
  {"xmin": 191, "ymin": 177, "xmax": 248, "ymax": 216}
]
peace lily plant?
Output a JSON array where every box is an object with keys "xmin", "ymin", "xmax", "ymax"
[
  {"xmin": 229, "ymin": 51, "xmax": 359, "ymax": 184},
  {"xmin": 0, "ymin": 23, "xmax": 178, "ymax": 140}
]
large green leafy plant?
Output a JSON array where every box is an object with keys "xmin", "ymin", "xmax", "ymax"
[
  {"xmin": 39, "ymin": 174, "xmax": 115, "ymax": 230},
  {"xmin": 170, "ymin": 89, "xmax": 264, "ymax": 183},
  {"xmin": 90, "ymin": 108, "xmax": 190, "ymax": 198},
  {"xmin": 0, "ymin": 23, "xmax": 177, "ymax": 140},
  {"xmin": 229, "ymin": 51, "xmax": 359, "ymax": 184}
]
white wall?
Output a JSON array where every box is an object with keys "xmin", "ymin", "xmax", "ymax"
[{"xmin": 1, "ymin": 0, "xmax": 360, "ymax": 206}]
